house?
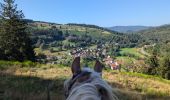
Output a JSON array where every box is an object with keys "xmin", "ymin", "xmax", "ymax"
[
  {"xmin": 104, "ymin": 56, "xmax": 113, "ymax": 66},
  {"xmin": 110, "ymin": 62, "xmax": 119, "ymax": 70},
  {"xmin": 104, "ymin": 56, "xmax": 120, "ymax": 70}
]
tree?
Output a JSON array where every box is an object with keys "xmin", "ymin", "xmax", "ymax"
[
  {"xmin": 159, "ymin": 54, "xmax": 170, "ymax": 79},
  {"xmin": 0, "ymin": 0, "xmax": 35, "ymax": 61},
  {"xmin": 146, "ymin": 50, "xmax": 159, "ymax": 75}
]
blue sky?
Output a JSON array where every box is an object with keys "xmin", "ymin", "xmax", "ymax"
[{"xmin": 1, "ymin": 0, "xmax": 170, "ymax": 27}]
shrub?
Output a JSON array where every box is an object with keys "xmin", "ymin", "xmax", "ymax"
[
  {"xmin": 165, "ymin": 71, "xmax": 170, "ymax": 80},
  {"xmin": 0, "ymin": 60, "xmax": 37, "ymax": 69},
  {"xmin": 22, "ymin": 61, "xmax": 37, "ymax": 67}
]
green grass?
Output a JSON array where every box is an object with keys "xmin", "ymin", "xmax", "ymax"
[
  {"xmin": 0, "ymin": 61, "xmax": 38, "ymax": 70},
  {"xmin": 116, "ymin": 56, "xmax": 136, "ymax": 62},
  {"xmin": 61, "ymin": 25, "xmax": 112, "ymax": 39},
  {"xmin": 119, "ymin": 48, "xmax": 145, "ymax": 59}
]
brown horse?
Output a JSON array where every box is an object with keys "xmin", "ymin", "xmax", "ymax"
[{"xmin": 64, "ymin": 57, "xmax": 119, "ymax": 100}]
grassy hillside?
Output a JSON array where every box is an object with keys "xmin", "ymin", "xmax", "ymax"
[
  {"xmin": 0, "ymin": 62, "xmax": 170, "ymax": 100},
  {"xmin": 28, "ymin": 21, "xmax": 118, "ymax": 38}
]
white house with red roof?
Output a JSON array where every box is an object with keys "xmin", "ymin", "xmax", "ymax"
[{"xmin": 104, "ymin": 56, "xmax": 120, "ymax": 70}]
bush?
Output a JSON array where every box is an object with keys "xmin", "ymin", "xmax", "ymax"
[
  {"xmin": 165, "ymin": 71, "xmax": 170, "ymax": 80},
  {"xmin": 0, "ymin": 60, "xmax": 37, "ymax": 69},
  {"xmin": 0, "ymin": 61, "xmax": 13, "ymax": 70},
  {"xmin": 22, "ymin": 61, "xmax": 37, "ymax": 67}
]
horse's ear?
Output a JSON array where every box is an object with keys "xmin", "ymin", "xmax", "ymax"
[
  {"xmin": 94, "ymin": 60, "xmax": 104, "ymax": 73},
  {"xmin": 71, "ymin": 57, "xmax": 81, "ymax": 75}
]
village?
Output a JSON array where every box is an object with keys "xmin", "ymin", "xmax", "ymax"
[
  {"xmin": 69, "ymin": 47, "xmax": 121, "ymax": 71},
  {"xmin": 37, "ymin": 45, "xmax": 121, "ymax": 71}
]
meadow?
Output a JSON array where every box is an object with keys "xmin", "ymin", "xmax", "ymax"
[
  {"xmin": 0, "ymin": 61, "xmax": 170, "ymax": 100},
  {"xmin": 119, "ymin": 48, "xmax": 145, "ymax": 59}
]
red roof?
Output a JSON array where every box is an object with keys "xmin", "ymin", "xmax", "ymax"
[{"xmin": 110, "ymin": 63, "xmax": 118, "ymax": 68}]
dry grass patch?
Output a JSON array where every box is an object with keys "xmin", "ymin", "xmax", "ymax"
[{"xmin": 1, "ymin": 65, "xmax": 170, "ymax": 100}]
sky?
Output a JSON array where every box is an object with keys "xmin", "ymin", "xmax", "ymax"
[{"xmin": 1, "ymin": 0, "xmax": 170, "ymax": 27}]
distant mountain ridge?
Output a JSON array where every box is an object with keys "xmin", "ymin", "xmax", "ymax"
[{"xmin": 108, "ymin": 26, "xmax": 151, "ymax": 33}]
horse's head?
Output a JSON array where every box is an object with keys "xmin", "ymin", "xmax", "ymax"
[{"xmin": 64, "ymin": 57, "xmax": 119, "ymax": 100}]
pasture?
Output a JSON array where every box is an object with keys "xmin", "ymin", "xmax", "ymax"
[{"xmin": 0, "ymin": 61, "xmax": 170, "ymax": 100}]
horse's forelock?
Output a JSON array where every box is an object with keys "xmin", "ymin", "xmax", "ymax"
[
  {"xmin": 64, "ymin": 68, "xmax": 102, "ymax": 98},
  {"xmin": 82, "ymin": 67, "xmax": 102, "ymax": 77}
]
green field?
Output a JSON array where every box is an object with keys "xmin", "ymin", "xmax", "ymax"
[
  {"xmin": 115, "ymin": 48, "xmax": 148, "ymax": 72},
  {"xmin": 119, "ymin": 48, "xmax": 145, "ymax": 59},
  {"xmin": 116, "ymin": 56, "xmax": 136, "ymax": 63}
]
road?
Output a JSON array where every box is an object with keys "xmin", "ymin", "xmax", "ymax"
[{"xmin": 140, "ymin": 47, "xmax": 150, "ymax": 56}]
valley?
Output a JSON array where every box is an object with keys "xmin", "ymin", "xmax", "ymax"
[
  {"xmin": 1, "ymin": 0, "xmax": 170, "ymax": 100},
  {"xmin": 1, "ymin": 20, "xmax": 170, "ymax": 100}
]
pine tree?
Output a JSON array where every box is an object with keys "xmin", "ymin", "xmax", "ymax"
[{"xmin": 0, "ymin": 0, "xmax": 35, "ymax": 61}]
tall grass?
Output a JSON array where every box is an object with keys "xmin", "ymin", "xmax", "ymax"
[
  {"xmin": 120, "ymin": 71, "xmax": 170, "ymax": 84},
  {"xmin": 1, "ymin": 62, "xmax": 170, "ymax": 100},
  {"xmin": 0, "ymin": 61, "xmax": 38, "ymax": 70}
]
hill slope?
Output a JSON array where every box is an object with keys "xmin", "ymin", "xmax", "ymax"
[
  {"xmin": 27, "ymin": 20, "xmax": 142, "ymax": 48},
  {"xmin": 138, "ymin": 24, "xmax": 170, "ymax": 43}
]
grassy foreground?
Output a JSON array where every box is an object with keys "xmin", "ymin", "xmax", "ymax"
[{"xmin": 0, "ymin": 62, "xmax": 170, "ymax": 100}]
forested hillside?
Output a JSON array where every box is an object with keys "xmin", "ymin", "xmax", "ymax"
[
  {"xmin": 27, "ymin": 20, "xmax": 142, "ymax": 49},
  {"xmin": 133, "ymin": 25, "xmax": 170, "ymax": 80},
  {"xmin": 138, "ymin": 24, "xmax": 170, "ymax": 44}
]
